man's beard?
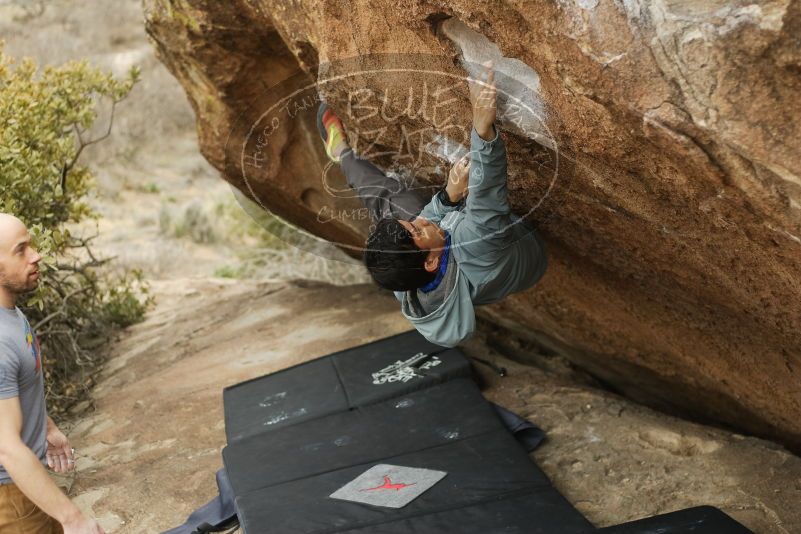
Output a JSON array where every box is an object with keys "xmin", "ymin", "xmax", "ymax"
[{"xmin": 0, "ymin": 273, "xmax": 36, "ymax": 296}]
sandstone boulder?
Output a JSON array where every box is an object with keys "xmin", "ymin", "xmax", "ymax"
[{"xmin": 143, "ymin": 0, "xmax": 801, "ymax": 450}]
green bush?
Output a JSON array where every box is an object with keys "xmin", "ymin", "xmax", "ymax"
[
  {"xmin": 213, "ymin": 265, "xmax": 242, "ymax": 279},
  {"xmin": 0, "ymin": 44, "xmax": 149, "ymax": 416}
]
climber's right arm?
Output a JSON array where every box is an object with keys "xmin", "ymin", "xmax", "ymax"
[{"xmin": 461, "ymin": 61, "xmax": 511, "ymax": 231}]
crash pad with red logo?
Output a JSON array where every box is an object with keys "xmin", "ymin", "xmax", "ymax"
[{"xmin": 221, "ymin": 331, "xmax": 753, "ymax": 534}]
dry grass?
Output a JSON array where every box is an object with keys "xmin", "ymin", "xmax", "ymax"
[{"xmin": 159, "ymin": 188, "xmax": 371, "ymax": 285}]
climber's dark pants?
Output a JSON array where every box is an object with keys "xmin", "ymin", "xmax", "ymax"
[{"xmin": 340, "ymin": 149, "xmax": 426, "ymax": 222}]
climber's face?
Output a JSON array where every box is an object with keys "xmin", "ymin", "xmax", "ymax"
[{"xmin": 399, "ymin": 216, "xmax": 446, "ymax": 252}]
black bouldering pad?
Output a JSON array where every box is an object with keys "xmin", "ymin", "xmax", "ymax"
[
  {"xmin": 224, "ymin": 357, "xmax": 347, "ymax": 442},
  {"xmin": 222, "ymin": 332, "xmax": 755, "ymax": 534},
  {"xmin": 223, "ymin": 379, "xmax": 504, "ymax": 496},
  {"xmin": 601, "ymin": 506, "xmax": 753, "ymax": 533},
  {"xmin": 234, "ymin": 430, "xmax": 574, "ymax": 533},
  {"xmin": 335, "ymin": 492, "xmax": 595, "ymax": 534},
  {"xmin": 223, "ymin": 330, "xmax": 472, "ymax": 443}
]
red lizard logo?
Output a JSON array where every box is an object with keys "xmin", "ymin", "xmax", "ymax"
[{"xmin": 361, "ymin": 475, "xmax": 416, "ymax": 492}]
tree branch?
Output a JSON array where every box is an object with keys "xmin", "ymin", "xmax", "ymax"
[
  {"xmin": 33, "ymin": 286, "xmax": 90, "ymax": 331},
  {"xmin": 61, "ymin": 99, "xmax": 118, "ymax": 190}
]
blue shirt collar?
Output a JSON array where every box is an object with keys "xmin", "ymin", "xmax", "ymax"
[{"xmin": 419, "ymin": 233, "xmax": 451, "ymax": 293}]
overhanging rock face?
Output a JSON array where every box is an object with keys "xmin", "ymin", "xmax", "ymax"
[{"xmin": 143, "ymin": 0, "xmax": 801, "ymax": 450}]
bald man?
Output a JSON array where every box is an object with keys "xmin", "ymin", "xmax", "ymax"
[{"xmin": 0, "ymin": 214, "xmax": 104, "ymax": 534}]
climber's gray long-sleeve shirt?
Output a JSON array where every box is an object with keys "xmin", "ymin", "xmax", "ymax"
[{"xmin": 395, "ymin": 128, "xmax": 548, "ymax": 347}]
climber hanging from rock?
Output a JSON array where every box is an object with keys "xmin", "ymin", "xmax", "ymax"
[{"xmin": 317, "ymin": 61, "xmax": 547, "ymax": 347}]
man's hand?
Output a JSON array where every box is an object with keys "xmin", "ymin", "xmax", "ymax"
[
  {"xmin": 469, "ymin": 61, "xmax": 497, "ymax": 141},
  {"xmin": 46, "ymin": 424, "xmax": 75, "ymax": 473},
  {"xmin": 62, "ymin": 514, "xmax": 105, "ymax": 534},
  {"xmin": 445, "ymin": 152, "xmax": 470, "ymax": 202},
  {"xmin": 0, "ymin": 400, "xmax": 102, "ymax": 533}
]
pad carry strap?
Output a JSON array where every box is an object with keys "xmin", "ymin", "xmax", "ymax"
[{"xmin": 191, "ymin": 516, "xmax": 239, "ymax": 534}]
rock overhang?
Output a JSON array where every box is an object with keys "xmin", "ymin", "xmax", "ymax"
[{"xmin": 143, "ymin": 0, "xmax": 801, "ymax": 452}]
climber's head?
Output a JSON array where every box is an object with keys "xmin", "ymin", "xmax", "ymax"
[{"xmin": 364, "ymin": 216, "xmax": 446, "ymax": 291}]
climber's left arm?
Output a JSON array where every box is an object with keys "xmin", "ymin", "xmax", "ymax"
[{"xmin": 415, "ymin": 152, "xmax": 468, "ymax": 223}]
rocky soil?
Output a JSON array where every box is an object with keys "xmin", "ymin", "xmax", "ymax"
[{"xmin": 59, "ymin": 279, "xmax": 801, "ymax": 533}]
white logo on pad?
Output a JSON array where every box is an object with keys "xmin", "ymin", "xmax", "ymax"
[{"xmin": 371, "ymin": 353, "xmax": 442, "ymax": 385}]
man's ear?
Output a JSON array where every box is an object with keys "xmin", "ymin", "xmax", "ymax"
[{"xmin": 424, "ymin": 252, "xmax": 440, "ymax": 273}]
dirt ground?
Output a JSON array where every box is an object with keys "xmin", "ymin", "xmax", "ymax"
[{"xmin": 56, "ymin": 279, "xmax": 801, "ymax": 533}]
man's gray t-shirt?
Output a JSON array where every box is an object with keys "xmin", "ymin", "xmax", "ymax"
[{"xmin": 0, "ymin": 306, "xmax": 48, "ymax": 484}]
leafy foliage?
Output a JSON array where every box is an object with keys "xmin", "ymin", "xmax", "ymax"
[{"xmin": 0, "ymin": 44, "xmax": 149, "ymax": 416}]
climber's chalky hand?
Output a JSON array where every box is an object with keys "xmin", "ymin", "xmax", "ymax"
[{"xmin": 446, "ymin": 152, "xmax": 470, "ymax": 202}]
